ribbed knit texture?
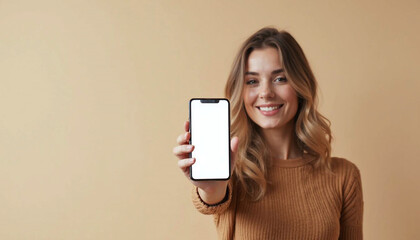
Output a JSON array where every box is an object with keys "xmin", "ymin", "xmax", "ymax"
[{"xmin": 192, "ymin": 155, "xmax": 363, "ymax": 240}]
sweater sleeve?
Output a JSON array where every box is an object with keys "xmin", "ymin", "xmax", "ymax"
[
  {"xmin": 339, "ymin": 164, "xmax": 364, "ymax": 240},
  {"xmin": 191, "ymin": 181, "xmax": 233, "ymax": 215}
]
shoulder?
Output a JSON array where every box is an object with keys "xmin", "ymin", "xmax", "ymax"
[
  {"xmin": 330, "ymin": 157, "xmax": 360, "ymax": 173},
  {"xmin": 330, "ymin": 158, "xmax": 364, "ymax": 230},
  {"xmin": 329, "ymin": 157, "xmax": 362, "ymax": 186}
]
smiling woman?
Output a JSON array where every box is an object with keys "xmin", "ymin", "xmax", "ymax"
[
  {"xmin": 243, "ymin": 48, "xmax": 299, "ymax": 130},
  {"xmin": 173, "ymin": 27, "xmax": 363, "ymax": 240}
]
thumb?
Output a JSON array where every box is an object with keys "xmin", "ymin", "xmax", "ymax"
[
  {"xmin": 231, "ymin": 136, "xmax": 239, "ymax": 154},
  {"xmin": 230, "ymin": 136, "xmax": 239, "ymax": 173}
]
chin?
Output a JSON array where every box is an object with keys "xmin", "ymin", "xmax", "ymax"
[
  {"xmin": 257, "ymin": 122, "xmax": 283, "ymax": 130},
  {"xmin": 255, "ymin": 117, "xmax": 295, "ymax": 130}
]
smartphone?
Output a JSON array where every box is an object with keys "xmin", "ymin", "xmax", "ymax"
[{"xmin": 189, "ymin": 98, "xmax": 230, "ymax": 181}]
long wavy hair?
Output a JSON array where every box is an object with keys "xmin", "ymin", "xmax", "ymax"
[{"xmin": 225, "ymin": 27, "xmax": 332, "ymax": 201}]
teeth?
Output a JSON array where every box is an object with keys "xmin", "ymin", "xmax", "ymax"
[{"xmin": 260, "ymin": 106, "xmax": 279, "ymax": 111}]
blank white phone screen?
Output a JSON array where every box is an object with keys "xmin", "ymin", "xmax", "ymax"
[{"xmin": 190, "ymin": 99, "xmax": 230, "ymax": 180}]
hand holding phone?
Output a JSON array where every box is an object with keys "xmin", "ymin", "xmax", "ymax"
[{"xmin": 173, "ymin": 99, "xmax": 238, "ymax": 204}]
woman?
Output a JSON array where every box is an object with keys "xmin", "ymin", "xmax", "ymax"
[{"xmin": 173, "ymin": 27, "xmax": 363, "ymax": 239}]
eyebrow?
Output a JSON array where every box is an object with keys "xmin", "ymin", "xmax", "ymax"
[{"xmin": 245, "ymin": 69, "xmax": 284, "ymax": 76}]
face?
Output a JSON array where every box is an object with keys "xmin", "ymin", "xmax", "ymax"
[{"xmin": 243, "ymin": 47, "xmax": 299, "ymax": 130}]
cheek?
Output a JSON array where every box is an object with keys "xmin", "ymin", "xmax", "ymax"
[
  {"xmin": 243, "ymin": 88, "xmax": 258, "ymax": 105},
  {"xmin": 280, "ymin": 85, "xmax": 298, "ymax": 105}
]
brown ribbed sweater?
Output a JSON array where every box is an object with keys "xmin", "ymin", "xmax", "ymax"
[{"xmin": 192, "ymin": 154, "xmax": 363, "ymax": 239}]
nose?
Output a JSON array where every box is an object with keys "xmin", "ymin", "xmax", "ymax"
[{"xmin": 259, "ymin": 82, "xmax": 275, "ymax": 99}]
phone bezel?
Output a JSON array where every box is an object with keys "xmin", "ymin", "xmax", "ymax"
[{"xmin": 189, "ymin": 98, "xmax": 231, "ymax": 181}]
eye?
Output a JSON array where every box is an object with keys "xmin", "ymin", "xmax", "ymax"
[
  {"xmin": 274, "ymin": 77, "xmax": 287, "ymax": 83},
  {"xmin": 246, "ymin": 79, "xmax": 258, "ymax": 85}
]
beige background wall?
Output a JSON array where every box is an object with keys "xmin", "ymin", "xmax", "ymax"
[{"xmin": 1, "ymin": 0, "xmax": 419, "ymax": 239}]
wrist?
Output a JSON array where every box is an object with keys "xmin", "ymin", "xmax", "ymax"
[{"xmin": 198, "ymin": 183, "xmax": 228, "ymax": 205}]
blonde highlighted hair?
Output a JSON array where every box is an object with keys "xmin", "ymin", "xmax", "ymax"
[{"xmin": 225, "ymin": 27, "xmax": 332, "ymax": 201}]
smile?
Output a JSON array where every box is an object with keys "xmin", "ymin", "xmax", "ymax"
[
  {"xmin": 257, "ymin": 104, "xmax": 284, "ymax": 111},
  {"xmin": 256, "ymin": 104, "xmax": 284, "ymax": 116}
]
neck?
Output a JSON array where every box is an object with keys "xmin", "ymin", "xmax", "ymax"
[{"xmin": 260, "ymin": 121, "xmax": 302, "ymax": 160}]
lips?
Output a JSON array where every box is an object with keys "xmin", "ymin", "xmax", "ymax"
[{"xmin": 257, "ymin": 104, "xmax": 284, "ymax": 112}]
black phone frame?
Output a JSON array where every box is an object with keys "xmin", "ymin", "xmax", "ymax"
[{"xmin": 189, "ymin": 98, "xmax": 231, "ymax": 181}]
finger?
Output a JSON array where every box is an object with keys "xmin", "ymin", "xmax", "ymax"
[
  {"xmin": 231, "ymin": 136, "xmax": 239, "ymax": 153},
  {"xmin": 184, "ymin": 120, "xmax": 190, "ymax": 132},
  {"xmin": 173, "ymin": 145, "xmax": 195, "ymax": 158},
  {"xmin": 178, "ymin": 158, "xmax": 196, "ymax": 169},
  {"xmin": 176, "ymin": 132, "xmax": 190, "ymax": 145},
  {"xmin": 230, "ymin": 136, "xmax": 239, "ymax": 172}
]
